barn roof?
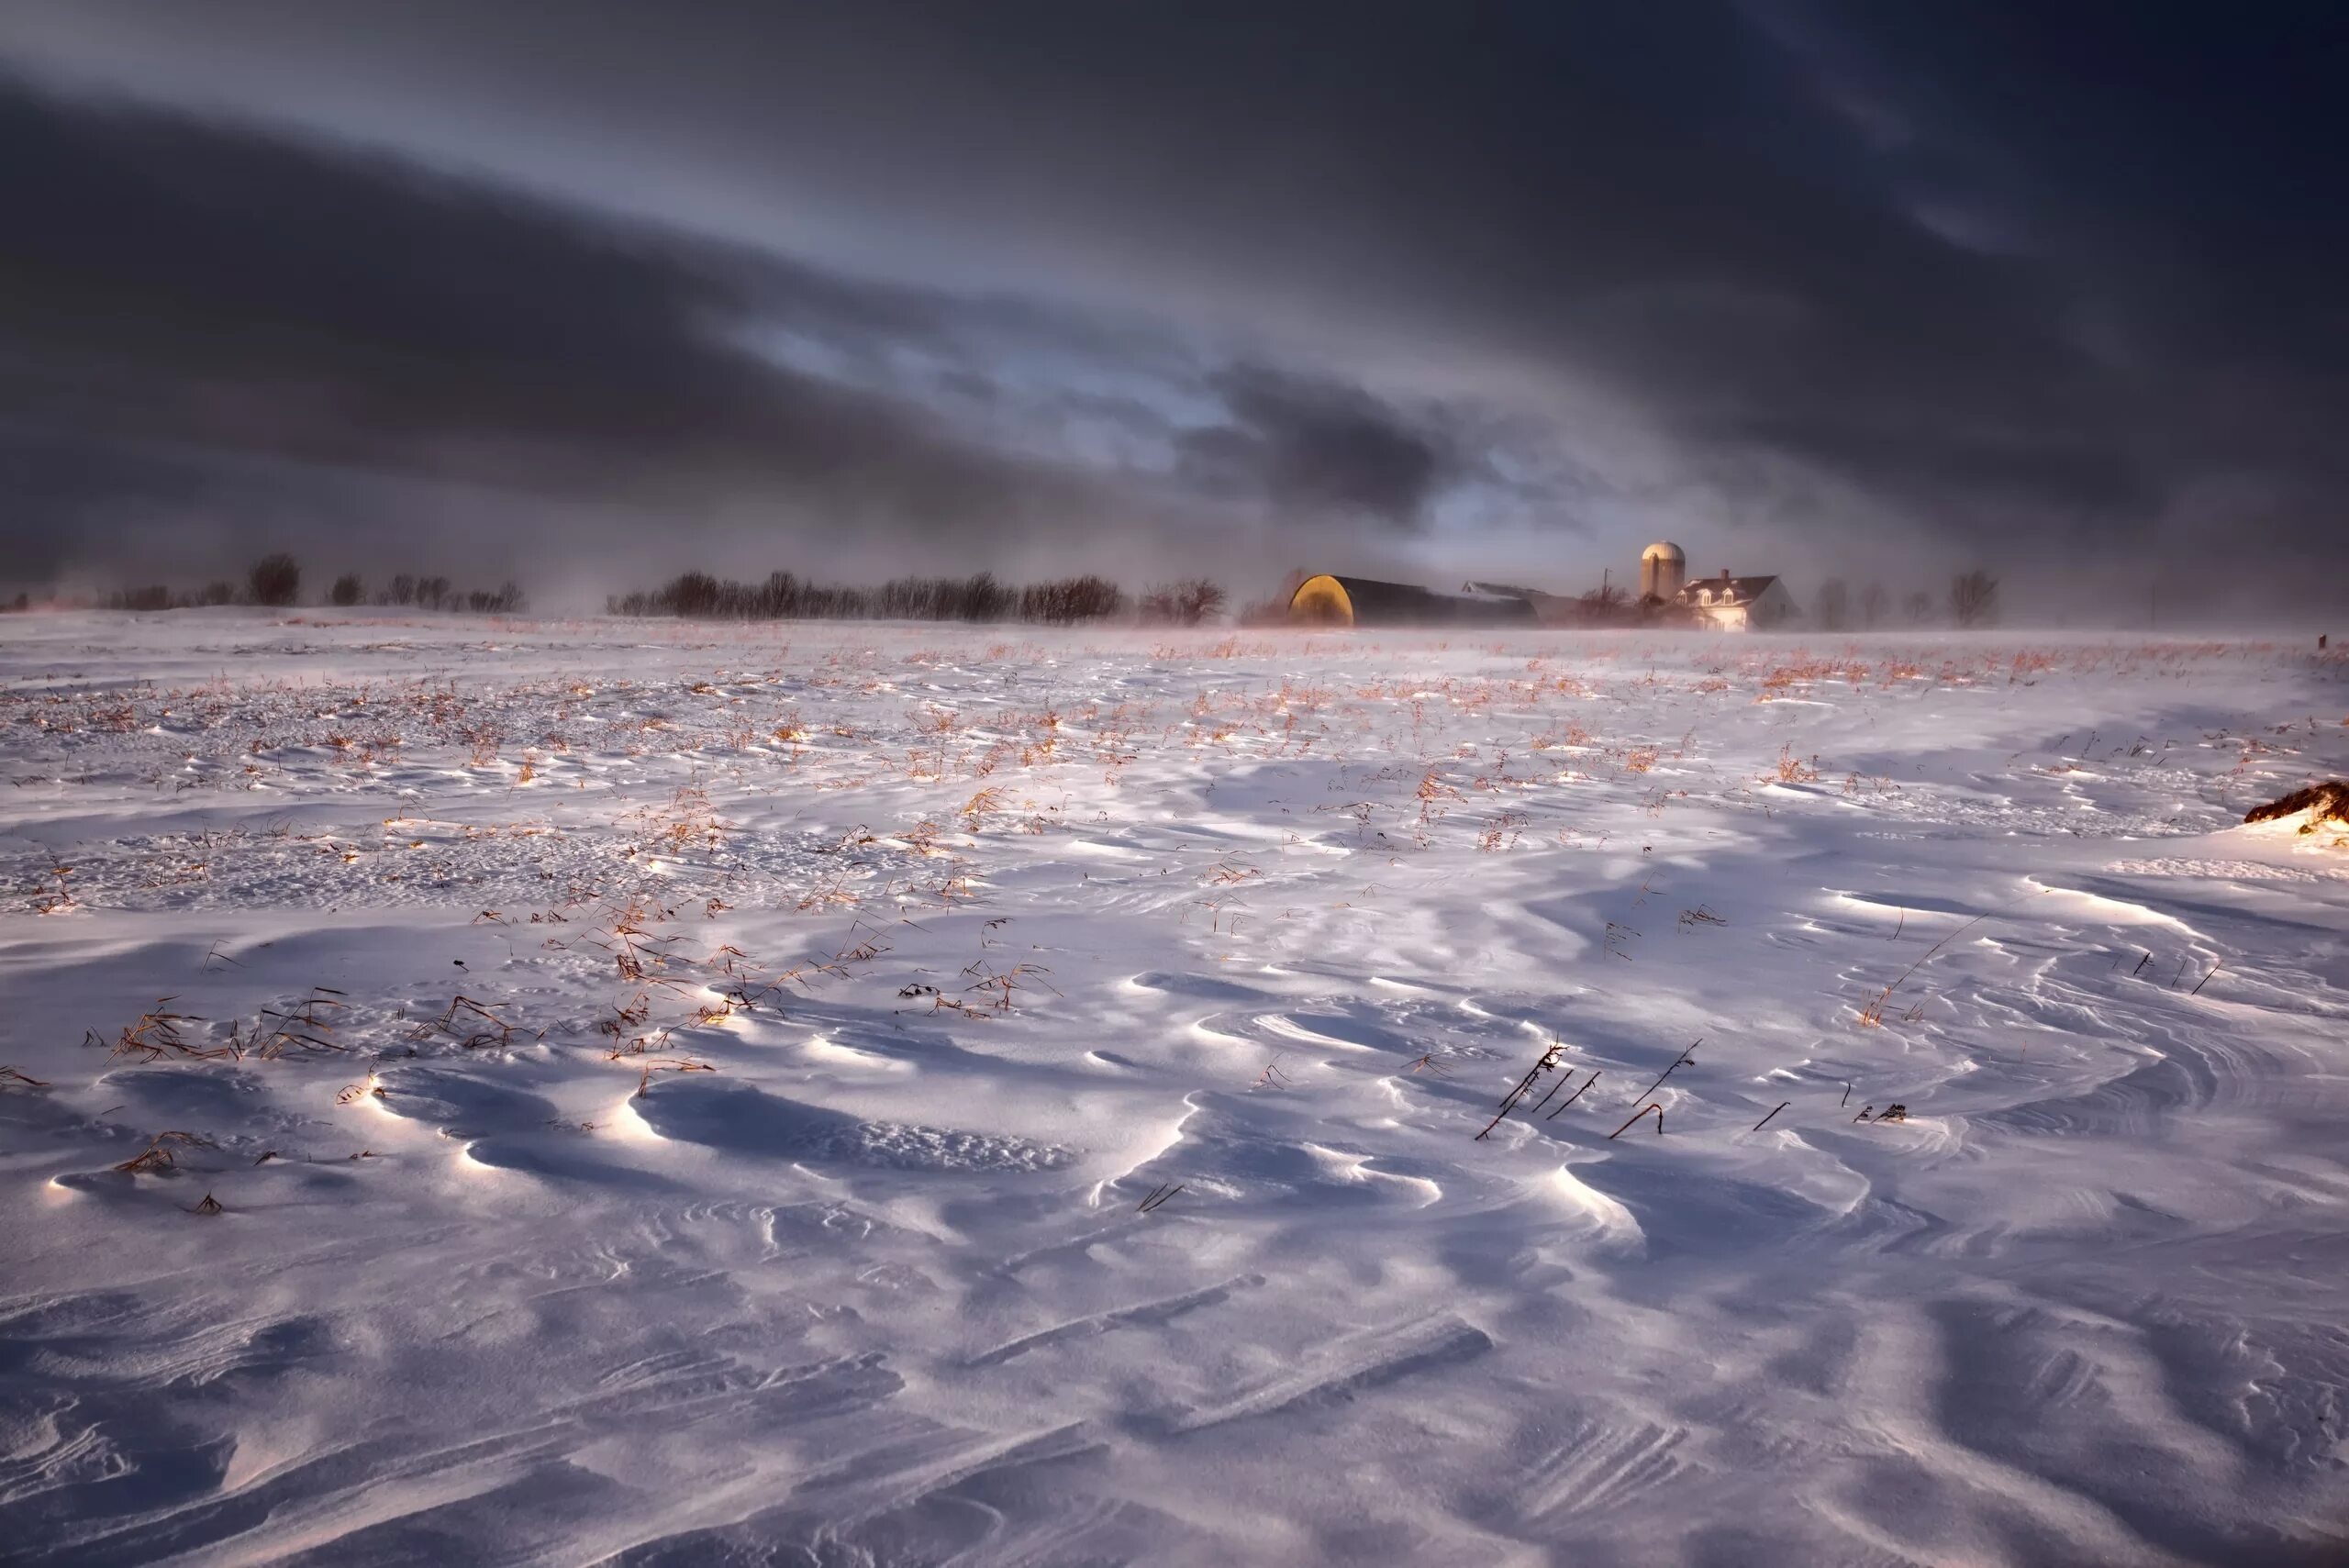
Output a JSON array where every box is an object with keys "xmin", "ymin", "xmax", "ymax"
[
  {"xmin": 1464, "ymin": 580, "xmax": 1562, "ymax": 602},
  {"xmin": 1290, "ymin": 573, "xmax": 1536, "ymax": 627}
]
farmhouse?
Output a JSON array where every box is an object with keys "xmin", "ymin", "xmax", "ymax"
[{"xmin": 1674, "ymin": 568, "xmax": 1798, "ymax": 630}]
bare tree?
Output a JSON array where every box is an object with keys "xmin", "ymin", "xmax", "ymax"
[
  {"xmin": 1860, "ymin": 583, "xmax": 1888, "ymax": 628},
  {"xmin": 329, "ymin": 573, "xmax": 364, "ymax": 606},
  {"xmin": 1949, "ymin": 570, "xmax": 2000, "ymax": 628},
  {"xmin": 1141, "ymin": 578, "xmax": 1228, "ymax": 626},
  {"xmin": 247, "ymin": 553, "xmax": 301, "ymax": 606},
  {"xmin": 1177, "ymin": 578, "xmax": 1227, "ymax": 624},
  {"xmin": 1904, "ymin": 590, "xmax": 1933, "ymax": 625},
  {"xmin": 1815, "ymin": 577, "xmax": 1850, "ymax": 631},
  {"xmin": 1019, "ymin": 575, "xmax": 1124, "ymax": 624}
]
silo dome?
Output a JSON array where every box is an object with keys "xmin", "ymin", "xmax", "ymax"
[{"xmin": 1639, "ymin": 540, "xmax": 1687, "ymax": 601}]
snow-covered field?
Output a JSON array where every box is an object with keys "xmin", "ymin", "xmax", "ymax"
[{"xmin": 2, "ymin": 610, "xmax": 2345, "ymax": 1566}]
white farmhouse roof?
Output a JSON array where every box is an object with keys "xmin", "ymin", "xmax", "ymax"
[{"xmin": 1675, "ymin": 574, "xmax": 1779, "ymax": 606}]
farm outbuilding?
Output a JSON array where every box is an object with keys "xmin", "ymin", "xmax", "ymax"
[{"xmin": 1288, "ymin": 574, "xmax": 1537, "ymax": 628}]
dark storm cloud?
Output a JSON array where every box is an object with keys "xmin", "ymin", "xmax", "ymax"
[
  {"xmin": 4, "ymin": 1, "xmax": 2345, "ymax": 609},
  {"xmin": 0, "ymin": 74, "xmax": 1151, "ymax": 577},
  {"xmin": 1177, "ymin": 367, "xmax": 1461, "ymax": 529},
  {"xmin": 0, "ymin": 65, "xmax": 1486, "ymax": 587},
  {"xmin": 1716, "ymin": 3, "xmax": 2349, "ymax": 545}
]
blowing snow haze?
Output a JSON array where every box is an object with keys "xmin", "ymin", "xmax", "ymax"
[{"xmin": 4, "ymin": 3, "xmax": 2345, "ymax": 618}]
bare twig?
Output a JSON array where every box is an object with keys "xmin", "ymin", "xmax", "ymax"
[
  {"xmin": 1476, "ymin": 1039, "xmax": 1565, "ymax": 1139},
  {"xmin": 1633, "ymin": 1040, "xmax": 1699, "ymax": 1101},
  {"xmin": 1529, "ymin": 1066, "xmax": 1577, "ymax": 1116},
  {"xmin": 1544, "ymin": 1069, "xmax": 1600, "ymax": 1119},
  {"xmin": 1753, "ymin": 1101, "xmax": 1789, "ymax": 1131},
  {"xmin": 1862, "ymin": 890, "xmax": 2046, "ymax": 1024},
  {"xmin": 1608, "ymin": 1102, "xmax": 1664, "ymax": 1140}
]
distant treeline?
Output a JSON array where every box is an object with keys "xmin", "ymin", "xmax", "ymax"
[
  {"xmin": 6, "ymin": 558, "xmax": 1243, "ymax": 627},
  {"xmin": 359, "ymin": 573, "xmax": 527, "ymax": 613},
  {"xmin": 607, "ymin": 570, "xmax": 1140, "ymax": 625},
  {"xmin": 0, "ymin": 555, "xmax": 528, "ymax": 615}
]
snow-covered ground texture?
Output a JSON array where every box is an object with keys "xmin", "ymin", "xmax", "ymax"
[{"xmin": 3, "ymin": 610, "xmax": 2346, "ymax": 1567}]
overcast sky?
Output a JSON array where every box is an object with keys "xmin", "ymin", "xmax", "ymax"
[{"xmin": 4, "ymin": 2, "xmax": 2343, "ymax": 615}]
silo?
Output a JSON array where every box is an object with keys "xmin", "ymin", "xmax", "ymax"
[{"xmin": 1640, "ymin": 541, "xmax": 1687, "ymax": 602}]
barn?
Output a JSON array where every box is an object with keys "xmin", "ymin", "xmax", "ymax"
[{"xmin": 1288, "ymin": 574, "xmax": 1537, "ymax": 628}]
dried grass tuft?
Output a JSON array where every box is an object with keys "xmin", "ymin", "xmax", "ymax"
[{"xmin": 114, "ymin": 1129, "xmax": 216, "ymax": 1175}]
